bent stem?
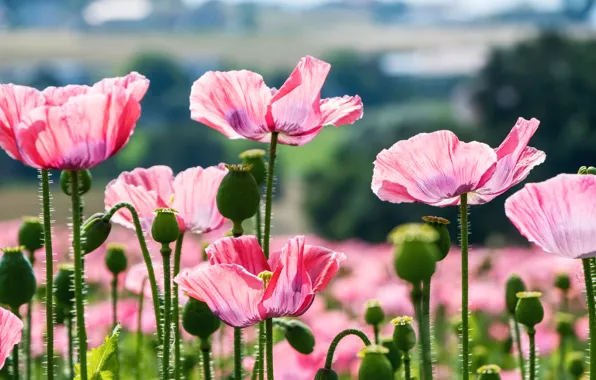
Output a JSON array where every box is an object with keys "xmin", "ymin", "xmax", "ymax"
[
  {"xmin": 263, "ymin": 132, "xmax": 279, "ymax": 259},
  {"xmin": 421, "ymin": 280, "xmax": 433, "ymax": 380},
  {"xmin": 583, "ymin": 258, "xmax": 596, "ymax": 380},
  {"xmin": 511, "ymin": 317, "xmax": 526, "ymax": 380},
  {"xmin": 173, "ymin": 233, "xmax": 185, "ymax": 380},
  {"xmin": 324, "ymin": 328, "xmax": 372, "ymax": 370},
  {"xmin": 40, "ymin": 169, "xmax": 55, "ymax": 380},
  {"xmin": 104, "ymin": 202, "xmax": 162, "ymax": 343},
  {"xmin": 528, "ymin": 328, "xmax": 536, "ymax": 380},
  {"xmin": 234, "ymin": 327, "xmax": 243, "ymax": 380},
  {"xmin": 136, "ymin": 279, "xmax": 146, "ymax": 380},
  {"xmin": 459, "ymin": 193, "xmax": 469, "ymax": 380},
  {"xmin": 403, "ymin": 350, "xmax": 412, "ymax": 380},
  {"xmin": 70, "ymin": 170, "xmax": 88, "ymax": 380},
  {"xmin": 160, "ymin": 243, "xmax": 173, "ymax": 379},
  {"xmin": 200, "ymin": 339, "xmax": 213, "ymax": 380}
]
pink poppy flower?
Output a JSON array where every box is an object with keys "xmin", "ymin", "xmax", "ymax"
[
  {"xmin": 0, "ymin": 306, "xmax": 23, "ymax": 369},
  {"xmin": 105, "ymin": 164, "xmax": 227, "ymax": 234},
  {"xmin": 190, "ymin": 56, "xmax": 363, "ymax": 146},
  {"xmin": 14, "ymin": 72, "xmax": 149, "ymax": 170},
  {"xmin": 372, "ymin": 117, "xmax": 544, "ymax": 206},
  {"xmin": 175, "ymin": 235, "xmax": 345, "ymax": 327},
  {"xmin": 505, "ymin": 174, "xmax": 596, "ymax": 259}
]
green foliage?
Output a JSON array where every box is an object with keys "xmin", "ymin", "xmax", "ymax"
[{"xmin": 75, "ymin": 325, "xmax": 121, "ymax": 380}]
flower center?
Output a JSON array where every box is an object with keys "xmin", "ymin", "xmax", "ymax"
[{"xmin": 258, "ymin": 270, "xmax": 273, "ymax": 289}]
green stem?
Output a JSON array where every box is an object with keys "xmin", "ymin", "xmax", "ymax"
[
  {"xmin": 373, "ymin": 325, "xmax": 380, "ymax": 345},
  {"xmin": 67, "ymin": 312, "xmax": 74, "ymax": 380},
  {"xmin": 324, "ymin": 328, "xmax": 372, "ymax": 369},
  {"xmin": 266, "ymin": 318, "xmax": 274, "ymax": 380},
  {"xmin": 511, "ymin": 317, "xmax": 526, "ymax": 380},
  {"xmin": 559, "ymin": 334, "xmax": 566, "ymax": 380},
  {"xmin": 200, "ymin": 339, "xmax": 213, "ymax": 380},
  {"xmin": 160, "ymin": 244, "xmax": 173, "ymax": 380},
  {"xmin": 104, "ymin": 202, "xmax": 162, "ymax": 343},
  {"xmin": 70, "ymin": 170, "xmax": 87, "ymax": 380},
  {"xmin": 412, "ymin": 285, "xmax": 425, "ymax": 379},
  {"xmin": 136, "ymin": 279, "xmax": 146, "ymax": 380},
  {"xmin": 583, "ymin": 258, "xmax": 596, "ymax": 380},
  {"xmin": 11, "ymin": 307, "xmax": 20, "ymax": 380},
  {"xmin": 40, "ymin": 169, "xmax": 54, "ymax": 380},
  {"xmin": 234, "ymin": 327, "xmax": 243, "ymax": 380},
  {"xmin": 173, "ymin": 233, "xmax": 185, "ymax": 380},
  {"xmin": 263, "ymin": 132, "xmax": 278, "ymax": 259},
  {"xmin": 111, "ymin": 276, "xmax": 118, "ymax": 329},
  {"xmin": 421, "ymin": 280, "xmax": 433, "ymax": 380},
  {"xmin": 403, "ymin": 351, "xmax": 411, "ymax": 380},
  {"xmin": 255, "ymin": 200, "xmax": 262, "ymax": 246},
  {"xmin": 250, "ymin": 322, "xmax": 266, "ymax": 380},
  {"xmin": 25, "ymin": 250, "xmax": 33, "ymax": 380},
  {"xmin": 459, "ymin": 193, "xmax": 469, "ymax": 380},
  {"xmin": 528, "ymin": 330, "xmax": 536, "ymax": 380}
]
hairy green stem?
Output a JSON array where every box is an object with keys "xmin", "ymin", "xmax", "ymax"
[
  {"xmin": 70, "ymin": 171, "xmax": 87, "ymax": 380},
  {"xmin": 403, "ymin": 351, "xmax": 412, "ymax": 380},
  {"xmin": 103, "ymin": 202, "xmax": 162, "ymax": 343},
  {"xmin": 173, "ymin": 233, "xmax": 185, "ymax": 380},
  {"xmin": 67, "ymin": 312, "xmax": 74, "ymax": 380},
  {"xmin": 255, "ymin": 200, "xmax": 262, "ymax": 246},
  {"xmin": 559, "ymin": 334, "xmax": 566, "ymax": 380},
  {"xmin": 528, "ymin": 330, "xmax": 536, "ymax": 380},
  {"xmin": 421, "ymin": 280, "xmax": 433, "ymax": 380},
  {"xmin": 136, "ymin": 279, "xmax": 146, "ymax": 380},
  {"xmin": 511, "ymin": 317, "xmax": 526, "ymax": 380},
  {"xmin": 40, "ymin": 169, "xmax": 54, "ymax": 380},
  {"xmin": 250, "ymin": 322, "xmax": 266, "ymax": 380},
  {"xmin": 583, "ymin": 258, "xmax": 596, "ymax": 380},
  {"xmin": 459, "ymin": 193, "xmax": 469, "ymax": 380},
  {"xmin": 111, "ymin": 276, "xmax": 118, "ymax": 329},
  {"xmin": 160, "ymin": 243, "xmax": 173, "ymax": 379},
  {"xmin": 324, "ymin": 328, "xmax": 372, "ymax": 369},
  {"xmin": 11, "ymin": 307, "xmax": 20, "ymax": 380},
  {"xmin": 266, "ymin": 319, "xmax": 274, "ymax": 380},
  {"xmin": 263, "ymin": 132, "xmax": 278, "ymax": 259},
  {"xmin": 373, "ymin": 325, "xmax": 380, "ymax": 345},
  {"xmin": 200, "ymin": 339, "xmax": 213, "ymax": 380},
  {"xmin": 25, "ymin": 251, "xmax": 33, "ymax": 380},
  {"xmin": 234, "ymin": 327, "xmax": 243, "ymax": 380}
]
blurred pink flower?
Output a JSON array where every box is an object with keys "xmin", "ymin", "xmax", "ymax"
[
  {"xmin": 14, "ymin": 72, "xmax": 149, "ymax": 170},
  {"xmin": 0, "ymin": 306, "xmax": 23, "ymax": 369},
  {"xmin": 175, "ymin": 235, "xmax": 345, "ymax": 327},
  {"xmin": 506, "ymin": 174, "xmax": 596, "ymax": 259},
  {"xmin": 190, "ymin": 56, "xmax": 363, "ymax": 146},
  {"xmin": 372, "ymin": 117, "xmax": 544, "ymax": 206},
  {"xmin": 105, "ymin": 164, "xmax": 227, "ymax": 234}
]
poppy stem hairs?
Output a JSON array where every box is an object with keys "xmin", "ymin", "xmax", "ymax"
[
  {"xmin": 583, "ymin": 258, "xmax": 596, "ymax": 380},
  {"xmin": 459, "ymin": 193, "xmax": 470, "ymax": 380},
  {"xmin": 172, "ymin": 233, "xmax": 185, "ymax": 380},
  {"xmin": 40, "ymin": 169, "xmax": 55, "ymax": 380},
  {"xmin": 323, "ymin": 328, "xmax": 372, "ymax": 370}
]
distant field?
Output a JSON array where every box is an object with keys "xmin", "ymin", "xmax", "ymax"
[{"xmin": 0, "ymin": 23, "xmax": 551, "ymax": 69}]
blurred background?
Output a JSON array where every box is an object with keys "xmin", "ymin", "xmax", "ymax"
[{"xmin": 1, "ymin": 0, "xmax": 595, "ymax": 246}]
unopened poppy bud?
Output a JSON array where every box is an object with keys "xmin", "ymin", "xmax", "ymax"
[
  {"xmin": 54, "ymin": 264, "xmax": 75, "ymax": 310},
  {"xmin": 472, "ymin": 345, "xmax": 489, "ymax": 370},
  {"xmin": 389, "ymin": 223, "xmax": 439, "ymax": 284},
  {"xmin": 364, "ymin": 300, "xmax": 385, "ymax": 326},
  {"xmin": 0, "ymin": 247, "xmax": 37, "ymax": 309},
  {"xmin": 284, "ymin": 319, "xmax": 315, "ymax": 354},
  {"xmin": 81, "ymin": 213, "xmax": 112, "ymax": 255},
  {"xmin": 554, "ymin": 273, "xmax": 571, "ymax": 291},
  {"xmin": 555, "ymin": 312, "xmax": 575, "ymax": 337},
  {"xmin": 182, "ymin": 298, "xmax": 221, "ymax": 340},
  {"xmin": 314, "ymin": 368, "xmax": 339, "ymax": 380},
  {"xmin": 18, "ymin": 217, "xmax": 44, "ymax": 254},
  {"xmin": 578, "ymin": 166, "xmax": 588, "ymax": 174},
  {"xmin": 216, "ymin": 164, "xmax": 260, "ymax": 236},
  {"xmin": 380, "ymin": 337, "xmax": 401, "ymax": 372},
  {"xmin": 391, "ymin": 316, "xmax": 416, "ymax": 352},
  {"xmin": 421, "ymin": 216, "xmax": 451, "ymax": 261},
  {"xmin": 476, "ymin": 364, "xmax": 502, "ymax": 380},
  {"xmin": 60, "ymin": 169, "xmax": 92, "ymax": 196},
  {"xmin": 505, "ymin": 274, "xmax": 526, "ymax": 315},
  {"xmin": 151, "ymin": 208, "xmax": 180, "ymax": 244},
  {"xmin": 357, "ymin": 345, "xmax": 393, "ymax": 380},
  {"xmin": 588, "ymin": 166, "xmax": 596, "ymax": 175},
  {"xmin": 515, "ymin": 291, "xmax": 544, "ymax": 329},
  {"xmin": 567, "ymin": 351, "xmax": 585, "ymax": 378},
  {"xmin": 105, "ymin": 244, "xmax": 128, "ymax": 275},
  {"xmin": 239, "ymin": 149, "xmax": 267, "ymax": 186}
]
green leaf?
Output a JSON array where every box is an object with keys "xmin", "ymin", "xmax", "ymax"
[{"xmin": 74, "ymin": 324, "xmax": 121, "ymax": 380}]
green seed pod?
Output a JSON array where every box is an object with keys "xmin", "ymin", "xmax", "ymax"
[
  {"xmin": 472, "ymin": 345, "xmax": 489, "ymax": 371},
  {"xmin": 357, "ymin": 345, "xmax": 394, "ymax": 380},
  {"xmin": 216, "ymin": 164, "xmax": 260, "ymax": 230},
  {"xmin": 578, "ymin": 166, "xmax": 588, "ymax": 174},
  {"xmin": 239, "ymin": 149, "xmax": 267, "ymax": 187},
  {"xmin": 105, "ymin": 244, "xmax": 128, "ymax": 275},
  {"xmin": 0, "ymin": 247, "xmax": 37, "ymax": 309},
  {"xmin": 389, "ymin": 223, "xmax": 439, "ymax": 284},
  {"xmin": 567, "ymin": 351, "xmax": 585, "ymax": 378},
  {"xmin": 476, "ymin": 364, "xmax": 502, "ymax": 380},
  {"xmin": 54, "ymin": 264, "xmax": 75, "ymax": 310},
  {"xmin": 364, "ymin": 300, "xmax": 385, "ymax": 326},
  {"xmin": 391, "ymin": 316, "xmax": 416, "ymax": 352},
  {"xmin": 60, "ymin": 169, "xmax": 92, "ymax": 196},
  {"xmin": 314, "ymin": 368, "xmax": 339, "ymax": 380},
  {"xmin": 421, "ymin": 216, "xmax": 451, "ymax": 261},
  {"xmin": 284, "ymin": 319, "xmax": 315, "ymax": 354},
  {"xmin": 554, "ymin": 273, "xmax": 571, "ymax": 291},
  {"xmin": 515, "ymin": 291, "xmax": 544, "ymax": 328},
  {"xmin": 151, "ymin": 208, "xmax": 180, "ymax": 244},
  {"xmin": 182, "ymin": 298, "xmax": 221, "ymax": 340},
  {"xmin": 505, "ymin": 274, "xmax": 526, "ymax": 315},
  {"xmin": 555, "ymin": 312, "xmax": 575, "ymax": 337},
  {"xmin": 18, "ymin": 217, "xmax": 44, "ymax": 254},
  {"xmin": 54, "ymin": 303, "xmax": 66, "ymax": 325},
  {"xmin": 588, "ymin": 166, "xmax": 596, "ymax": 175},
  {"xmin": 380, "ymin": 337, "xmax": 401, "ymax": 372},
  {"xmin": 81, "ymin": 212, "xmax": 112, "ymax": 255}
]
